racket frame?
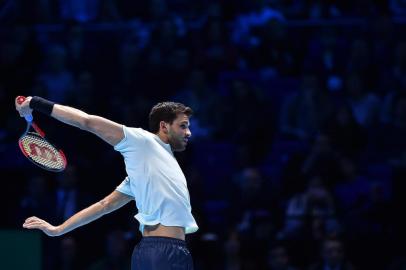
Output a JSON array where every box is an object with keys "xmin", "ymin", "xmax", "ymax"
[{"xmin": 16, "ymin": 96, "xmax": 67, "ymax": 172}]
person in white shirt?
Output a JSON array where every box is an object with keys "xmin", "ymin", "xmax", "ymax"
[{"xmin": 16, "ymin": 96, "xmax": 198, "ymax": 270}]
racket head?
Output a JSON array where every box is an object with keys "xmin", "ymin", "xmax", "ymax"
[{"xmin": 18, "ymin": 132, "xmax": 67, "ymax": 172}]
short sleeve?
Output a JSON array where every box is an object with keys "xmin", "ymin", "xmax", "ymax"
[
  {"xmin": 114, "ymin": 126, "xmax": 147, "ymax": 153},
  {"xmin": 115, "ymin": 177, "xmax": 134, "ymax": 197}
]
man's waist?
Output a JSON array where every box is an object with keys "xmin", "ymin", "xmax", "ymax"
[{"xmin": 143, "ymin": 224, "xmax": 185, "ymax": 240}]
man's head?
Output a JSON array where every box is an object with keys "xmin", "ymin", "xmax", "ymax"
[{"xmin": 149, "ymin": 102, "xmax": 193, "ymax": 152}]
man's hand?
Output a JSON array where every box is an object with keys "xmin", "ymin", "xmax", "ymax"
[
  {"xmin": 15, "ymin": 96, "xmax": 33, "ymax": 118},
  {"xmin": 23, "ymin": 216, "xmax": 62, "ymax": 237}
]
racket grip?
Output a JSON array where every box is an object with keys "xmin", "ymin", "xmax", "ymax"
[
  {"xmin": 24, "ymin": 114, "xmax": 33, "ymax": 122},
  {"xmin": 16, "ymin": 96, "xmax": 33, "ymax": 122}
]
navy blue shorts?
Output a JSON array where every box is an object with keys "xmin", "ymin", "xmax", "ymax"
[{"xmin": 131, "ymin": 236, "xmax": 194, "ymax": 270}]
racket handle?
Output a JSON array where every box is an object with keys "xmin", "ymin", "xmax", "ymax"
[
  {"xmin": 24, "ymin": 114, "xmax": 33, "ymax": 122},
  {"xmin": 16, "ymin": 96, "xmax": 33, "ymax": 122}
]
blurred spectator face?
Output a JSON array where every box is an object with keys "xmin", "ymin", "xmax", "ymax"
[
  {"xmin": 322, "ymin": 239, "xmax": 344, "ymax": 267},
  {"xmin": 268, "ymin": 246, "xmax": 289, "ymax": 270}
]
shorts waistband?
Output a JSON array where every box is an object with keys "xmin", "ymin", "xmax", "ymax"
[{"xmin": 141, "ymin": 236, "xmax": 186, "ymax": 246}]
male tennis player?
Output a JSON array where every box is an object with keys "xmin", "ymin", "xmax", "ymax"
[{"xmin": 16, "ymin": 96, "xmax": 198, "ymax": 270}]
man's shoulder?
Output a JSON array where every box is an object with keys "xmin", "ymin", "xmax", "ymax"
[{"xmin": 124, "ymin": 126, "xmax": 153, "ymax": 138}]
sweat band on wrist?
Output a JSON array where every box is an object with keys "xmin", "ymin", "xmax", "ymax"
[{"xmin": 29, "ymin": 96, "xmax": 55, "ymax": 116}]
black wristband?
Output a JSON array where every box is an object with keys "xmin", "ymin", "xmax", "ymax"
[{"xmin": 29, "ymin": 96, "xmax": 55, "ymax": 116}]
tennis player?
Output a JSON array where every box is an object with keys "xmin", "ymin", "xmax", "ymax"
[{"xmin": 16, "ymin": 96, "xmax": 198, "ymax": 270}]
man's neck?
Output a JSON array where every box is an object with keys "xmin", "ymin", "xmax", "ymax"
[{"xmin": 156, "ymin": 132, "xmax": 169, "ymax": 144}]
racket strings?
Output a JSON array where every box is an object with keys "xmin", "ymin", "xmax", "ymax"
[{"xmin": 19, "ymin": 134, "xmax": 66, "ymax": 170}]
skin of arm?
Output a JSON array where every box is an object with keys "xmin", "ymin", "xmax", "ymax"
[
  {"xmin": 15, "ymin": 96, "xmax": 124, "ymax": 146},
  {"xmin": 23, "ymin": 191, "xmax": 133, "ymax": 237}
]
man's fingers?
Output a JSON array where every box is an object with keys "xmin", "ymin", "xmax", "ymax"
[
  {"xmin": 25, "ymin": 216, "xmax": 40, "ymax": 223},
  {"xmin": 23, "ymin": 222, "xmax": 44, "ymax": 229},
  {"xmin": 23, "ymin": 217, "xmax": 45, "ymax": 227}
]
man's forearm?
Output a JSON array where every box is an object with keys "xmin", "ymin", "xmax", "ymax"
[
  {"xmin": 57, "ymin": 200, "xmax": 109, "ymax": 235},
  {"xmin": 51, "ymin": 104, "xmax": 91, "ymax": 131},
  {"xmin": 56, "ymin": 191, "xmax": 133, "ymax": 236}
]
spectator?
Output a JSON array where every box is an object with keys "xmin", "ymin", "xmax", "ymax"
[
  {"xmin": 344, "ymin": 73, "xmax": 380, "ymax": 128},
  {"xmin": 279, "ymin": 73, "xmax": 333, "ymax": 141},
  {"xmin": 332, "ymin": 157, "xmax": 370, "ymax": 214},
  {"xmin": 267, "ymin": 242, "xmax": 298, "ymax": 270},
  {"xmin": 308, "ymin": 237, "xmax": 355, "ymax": 270},
  {"xmin": 278, "ymin": 175, "xmax": 336, "ymax": 241}
]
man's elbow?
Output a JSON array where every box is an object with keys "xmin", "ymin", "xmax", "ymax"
[
  {"xmin": 81, "ymin": 115, "xmax": 93, "ymax": 131},
  {"xmin": 98, "ymin": 198, "xmax": 114, "ymax": 214}
]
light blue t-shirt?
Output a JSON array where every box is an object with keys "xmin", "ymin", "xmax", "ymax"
[{"xmin": 114, "ymin": 126, "xmax": 198, "ymax": 234}]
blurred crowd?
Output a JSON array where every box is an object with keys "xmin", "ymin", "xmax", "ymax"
[{"xmin": 1, "ymin": 0, "xmax": 406, "ymax": 269}]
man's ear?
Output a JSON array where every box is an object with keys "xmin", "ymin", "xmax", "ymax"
[{"xmin": 159, "ymin": 121, "xmax": 169, "ymax": 134}]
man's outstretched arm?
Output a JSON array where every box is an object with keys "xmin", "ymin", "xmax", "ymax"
[
  {"xmin": 15, "ymin": 96, "xmax": 124, "ymax": 146},
  {"xmin": 23, "ymin": 191, "xmax": 133, "ymax": 237}
]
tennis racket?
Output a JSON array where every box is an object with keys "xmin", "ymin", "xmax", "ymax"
[{"xmin": 16, "ymin": 96, "xmax": 67, "ymax": 172}]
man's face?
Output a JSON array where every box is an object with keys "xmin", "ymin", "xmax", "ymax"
[{"xmin": 167, "ymin": 113, "xmax": 191, "ymax": 152}]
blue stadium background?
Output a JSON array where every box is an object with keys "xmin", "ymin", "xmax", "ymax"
[{"xmin": 1, "ymin": 0, "xmax": 406, "ymax": 269}]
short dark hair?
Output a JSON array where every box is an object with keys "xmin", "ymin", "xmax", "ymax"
[{"xmin": 149, "ymin": 102, "xmax": 193, "ymax": 133}]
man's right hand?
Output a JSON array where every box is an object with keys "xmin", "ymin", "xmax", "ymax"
[
  {"xmin": 23, "ymin": 216, "xmax": 62, "ymax": 237},
  {"xmin": 15, "ymin": 96, "xmax": 33, "ymax": 119}
]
